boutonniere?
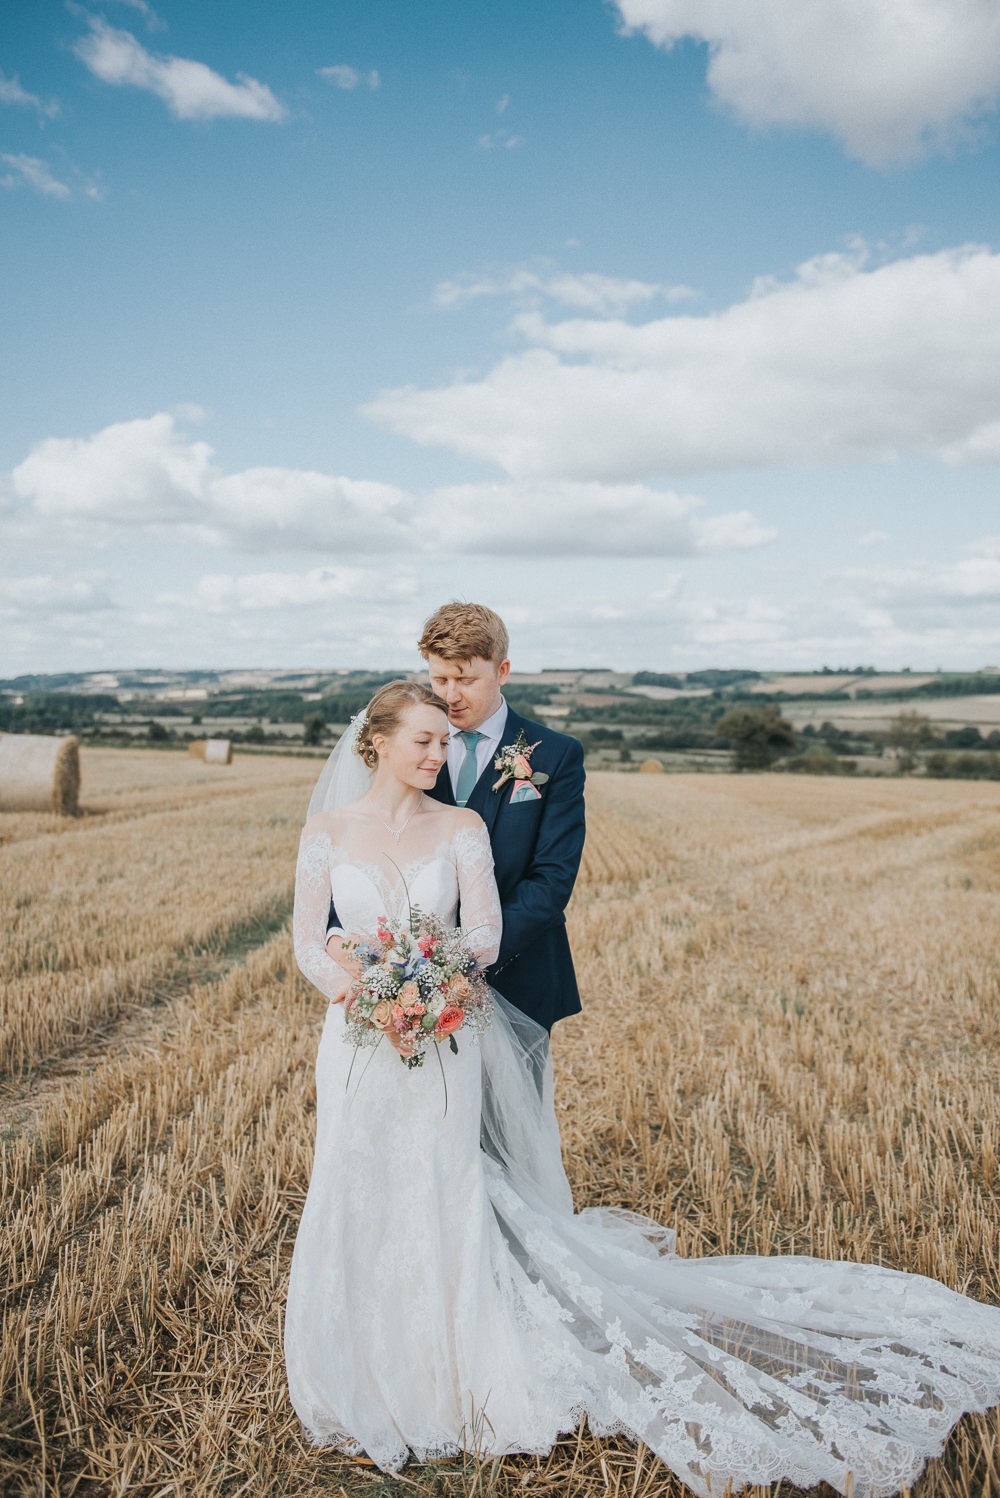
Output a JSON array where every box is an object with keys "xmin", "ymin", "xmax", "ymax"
[{"xmin": 492, "ymin": 731, "xmax": 550, "ymax": 793}]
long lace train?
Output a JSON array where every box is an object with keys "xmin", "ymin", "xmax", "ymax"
[{"xmin": 285, "ymin": 821, "xmax": 1000, "ymax": 1497}]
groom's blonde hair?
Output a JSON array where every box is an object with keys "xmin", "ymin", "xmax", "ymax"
[{"xmin": 418, "ymin": 602, "xmax": 510, "ymax": 666}]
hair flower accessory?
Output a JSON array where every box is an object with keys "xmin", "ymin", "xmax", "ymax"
[
  {"xmin": 492, "ymin": 731, "xmax": 549, "ymax": 792},
  {"xmin": 350, "ymin": 708, "xmax": 369, "ymax": 745}
]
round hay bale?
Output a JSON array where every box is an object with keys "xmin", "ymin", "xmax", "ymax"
[
  {"xmin": 0, "ymin": 732, "xmax": 80, "ymax": 815},
  {"xmin": 638, "ymin": 756, "xmax": 664, "ymax": 774},
  {"xmin": 203, "ymin": 738, "xmax": 233, "ymax": 765}
]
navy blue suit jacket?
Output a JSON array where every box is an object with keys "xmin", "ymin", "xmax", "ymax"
[
  {"xmin": 326, "ymin": 707, "xmax": 586, "ymax": 1031},
  {"xmin": 430, "ymin": 708, "xmax": 586, "ymax": 1031}
]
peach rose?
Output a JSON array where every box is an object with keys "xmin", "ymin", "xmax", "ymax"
[
  {"xmin": 370, "ymin": 999, "xmax": 393, "ymax": 1030},
  {"xmin": 447, "ymin": 974, "xmax": 474, "ymax": 1004},
  {"xmin": 391, "ymin": 1003, "xmax": 409, "ymax": 1032},
  {"xmin": 512, "ymin": 753, "xmax": 533, "ymax": 778},
  {"xmin": 435, "ymin": 1005, "xmax": 464, "ymax": 1038},
  {"xmin": 398, "ymin": 980, "xmax": 420, "ymax": 1008}
]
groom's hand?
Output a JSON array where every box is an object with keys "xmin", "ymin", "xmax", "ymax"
[{"xmin": 325, "ymin": 932, "xmax": 364, "ymax": 978}]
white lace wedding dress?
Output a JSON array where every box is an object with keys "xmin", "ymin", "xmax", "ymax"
[{"xmin": 286, "ymin": 808, "xmax": 1000, "ymax": 1497}]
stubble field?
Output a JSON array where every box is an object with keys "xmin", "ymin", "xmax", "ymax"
[{"xmin": 2, "ymin": 749, "xmax": 1000, "ymax": 1498}]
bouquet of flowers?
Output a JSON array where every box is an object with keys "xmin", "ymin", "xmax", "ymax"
[{"xmin": 342, "ymin": 911, "xmax": 494, "ymax": 1074}]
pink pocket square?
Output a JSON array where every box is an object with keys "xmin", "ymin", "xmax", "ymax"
[{"xmin": 509, "ymin": 779, "xmax": 542, "ymax": 805}]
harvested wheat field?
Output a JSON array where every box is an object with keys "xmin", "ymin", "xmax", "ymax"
[{"xmin": 3, "ymin": 748, "xmax": 1000, "ymax": 1498}]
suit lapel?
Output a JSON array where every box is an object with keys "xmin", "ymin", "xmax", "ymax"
[{"xmin": 468, "ymin": 706, "xmax": 526, "ymax": 837}]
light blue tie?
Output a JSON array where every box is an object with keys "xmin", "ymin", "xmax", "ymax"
[{"xmin": 455, "ymin": 730, "xmax": 483, "ymax": 806}]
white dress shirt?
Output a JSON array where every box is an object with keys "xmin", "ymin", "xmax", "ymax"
[{"xmin": 446, "ymin": 697, "xmax": 508, "ymax": 801}]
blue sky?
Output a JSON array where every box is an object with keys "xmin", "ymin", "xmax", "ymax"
[{"xmin": 3, "ymin": 0, "xmax": 1000, "ymax": 674}]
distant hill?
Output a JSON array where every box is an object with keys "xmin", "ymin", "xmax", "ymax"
[{"xmin": 3, "ymin": 667, "xmax": 1000, "ymax": 769}]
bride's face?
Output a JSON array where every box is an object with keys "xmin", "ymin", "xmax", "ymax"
[{"xmin": 374, "ymin": 702, "xmax": 450, "ymax": 789}]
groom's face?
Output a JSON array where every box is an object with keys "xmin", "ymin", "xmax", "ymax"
[{"xmin": 426, "ymin": 653, "xmax": 511, "ymax": 732}]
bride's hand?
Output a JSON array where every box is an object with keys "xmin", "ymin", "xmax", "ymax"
[{"xmin": 385, "ymin": 1028, "xmax": 415, "ymax": 1059}]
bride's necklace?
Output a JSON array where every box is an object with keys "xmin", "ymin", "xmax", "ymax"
[{"xmin": 370, "ymin": 798, "xmax": 423, "ymax": 842}]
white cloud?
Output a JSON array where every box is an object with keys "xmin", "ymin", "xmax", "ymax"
[
  {"xmin": 478, "ymin": 587, "xmax": 795, "ymax": 660},
  {"xmin": 542, "ymin": 272, "xmax": 695, "ymax": 313},
  {"xmin": 614, "ymin": 0, "xmax": 1000, "ymax": 166},
  {"xmin": 0, "ymin": 574, "xmax": 115, "ymax": 620},
  {"xmin": 367, "ymin": 244, "xmax": 1000, "ymax": 480},
  {"xmin": 107, "ymin": 0, "xmax": 166, "ymax": 30},
  {"xmin": 167, "ymin": 565, "xmax": 417, "ymax": 612},
  {"xmin": 496, "ymin": 545, "xmax": 1000, "ymax": 666},
  {"xmin": 694, "ymin": 509, "xmax": 776, "ymax": 552},
  {"xmin": 434, "ymin": 264, "xmax": 695, "ymax": 315},
  {"xmin": 12, "ymin": 413, "xmax": 215, "ymax": 522},
  {"xmin": 844, "ymin": 555, "xmax": 1000, "ymax": 609},
  {"xmin": 769, "ymin": 540, "xmax": 1000, "ymax": 668},
  {"xmin": 496, "ymin": 92, "xmax": 510, "ymax": 114},
  {"xmin": 423, "ymin": 482, "xmax": 775, "ymax": 556},
  {"xmin": 675, "ymin": 594, "xmax": 789, "ymax": 648},
  {"xmin": 1, "ymin": 152, "xmax": 104, "ymax": 203},
  {"xmin": 74, "ymin": 19, "xmax": 285, "ymax": 122},
  {"xmin": 940, "ymin": 420, "xmax": 1000, "ymax": 465},
  {"xmin": 1, "ymin": 153, "xmax": 71, "ymax": 199},
  {"xmin": 8, "ymin": 413, "xmax": 773, "ymax": 561},
  {"xmin": 858, "ymin": 530, "xmax": 889, "ymax": 547},
  {"xmin": 0, "ymin": 71, "xmax": 59, "ymax": 118},
  {"xmin": 318, "ymin": 64, "xmax": 380, "ymax": 90},
  {"xmin": 10, "ymin": 412, "xmax": 410, "ymax": 551},
  {"xmin": 207, "ymin": 468, "xmax": 411, "ymax": 551},
  {"xmin": 477, "ymin": 129, "xmax": 525, "ymax": 150},
  {"xmin": 171, "ymin": 400, "xmax": 210, "ymax": 424}
]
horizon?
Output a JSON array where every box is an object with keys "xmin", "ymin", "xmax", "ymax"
[{"xmin": 6, "ymin": 662, "xmax": 1000, "ymax": 687}]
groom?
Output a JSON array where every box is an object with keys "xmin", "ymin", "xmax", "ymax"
[
  {"xmin": 421, "ymin": 601, "xmax": 586, "ymax": 1032},
  {"xmin": 329, "ymin": 601, "xmax": 586, "ymax": 1032}
]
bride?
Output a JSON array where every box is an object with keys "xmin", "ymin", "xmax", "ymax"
[{"xmin": 286, "ymin": 679, "xmax": 1000, "ymax": 1496}]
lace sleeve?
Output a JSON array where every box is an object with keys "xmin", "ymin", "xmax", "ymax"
[
  {"xmin": 293, "ymin": 829, "xmax": 352, "ymax": 1003},
  {"xmin": 454, "ymin": 820, "xmax": 502, "ymax": 969}
]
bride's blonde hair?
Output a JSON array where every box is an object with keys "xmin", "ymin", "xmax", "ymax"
[{"xmin": 355, "ymin": 680, "xmax": 449, "ymax": 768}]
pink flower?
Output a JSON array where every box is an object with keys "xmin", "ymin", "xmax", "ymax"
[
  {"xmin": 391, "ymin": 1003, "xmax": 408, "ymax": 1032},
  {"xmin": 512, "ymin": 753, "xmax": 533, "ymax": 779},
  {"xmin": 417, "ymin": 935, "xmax": 438, "ymax": 957},
  {"xmin": 398, "ymin": 980, "xmax": 421, "ymax": 1008},
  {"xmin": 447, "ymin": 974, "xmax": 474, "ymax": 1004},
  {"xmin": 370, "ymin": 999, "xmax": 393, "ymax": 1030},
  {"xmin": 435, "ymin": 1005, "xmax": 464, "ymax": 1038}
]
